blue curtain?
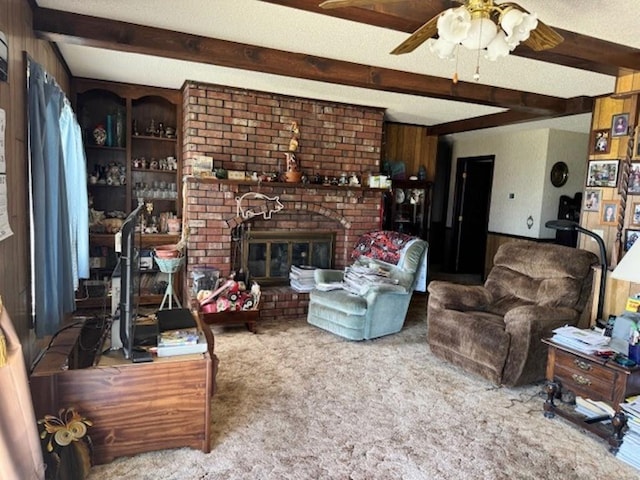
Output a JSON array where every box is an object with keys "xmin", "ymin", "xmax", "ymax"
[{"xmin": 28, "ymin": 61, "xmax": 86, "ymax": 337}]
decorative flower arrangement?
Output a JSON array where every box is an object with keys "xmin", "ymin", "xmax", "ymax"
[{"xmin": 38, "ymin": 407, "xmax": 93, "ymax": 480}]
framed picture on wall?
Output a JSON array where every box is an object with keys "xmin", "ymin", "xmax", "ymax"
[
  {"xmin": 612, "ymin": 113, "xmax": 630, "ymax": 137},
  {"xmin": 584, "ymin": 188, "xmax": 601, "ymax": 212},
  {"xmin": 625, "ymin": 229, "xmax": 640, "ymax": 251},
  {"xmin": 586, "ymin": 159, "xmax": 619, "ymax": 188},
  {"xmin": 635, "ymin": 126, "xmax": 640, "ymax": 159},
  {"xmin": 601, "ymin": 200, "xmax": 619, "ymax": 225},
  {"xmin": 632, "ymin": 202, "xmax": 640, "ymax": 226},
  {"xmin": 629, "ymin": 161, "xmax": 640, "ymax": 194},
  {"xmin": 591, "ymin": 129, "xmax": 610, "ymax": 154}
]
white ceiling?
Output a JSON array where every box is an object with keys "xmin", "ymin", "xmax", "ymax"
[{"xmin": 36, "ymin": 0, "xmax": 640, "ymax": 136}]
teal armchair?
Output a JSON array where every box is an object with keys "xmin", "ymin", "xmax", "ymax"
[{"xmin": 307, "ymin": 232, "xmax": 427, "ymax": 340}]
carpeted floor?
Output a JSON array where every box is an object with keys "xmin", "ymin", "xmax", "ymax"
[{"xmin": 88, "ymin": 296, "xmax": 638, "ymax": 479}]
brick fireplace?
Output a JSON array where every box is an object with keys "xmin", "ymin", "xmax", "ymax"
[{"xmin": 181, "ymin": 81, "xmax": 386, "ymax": 320}]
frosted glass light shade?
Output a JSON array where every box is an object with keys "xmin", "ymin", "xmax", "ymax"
[
  {"xmin": 429, "ymin": 38, "xmax": 457, "ymax": 60},
  {"xmin": 612, "ymin": 239, "xmax": 640, "ymax": 284},
  {"xmin": 485, "ymin": 31, "xmax": 511, "ymax": 61},
  {"xmin": 437, "ymin": 7, "xmax": 471, "ymax": 44},
  {"xmin": 461, "ymin": 17, "xmax": 498, "ymax": 50},
  {"xmin": 501, "ymin": 9, "xmax": 538, "ymax": 46}
]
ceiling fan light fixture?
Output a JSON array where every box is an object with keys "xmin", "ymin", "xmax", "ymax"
[{"xmin": 436, "ymin": 7, "xmax": 472, "ymax": 44}]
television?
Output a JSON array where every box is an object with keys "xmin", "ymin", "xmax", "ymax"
[{"xmin": 116, "ymin": 203, "xmax": 145, "ymax": 360}]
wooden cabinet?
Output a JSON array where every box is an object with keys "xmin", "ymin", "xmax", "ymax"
[
  {"xmin": 30, "ymin": 322, "xmax": 214, "ymax": 465},
  {"xmin": 383, "ymin": 180, "xmax": 432, "ymax": 239},
  {"xmin": 74, "ymin": 78, "xmax": 183, "ymax": 307}
]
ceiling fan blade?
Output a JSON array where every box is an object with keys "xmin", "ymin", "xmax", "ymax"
[
  {"xmin": 524, "ymin": 19, "xmax": 564, "ymax": 51},
  {"xmin": 390, "ymin": 14, "xmax": 439, "ymax": 55},
  {"xmin": 319, "ymin": 0, "xmax": 407, "ymax": 9}
]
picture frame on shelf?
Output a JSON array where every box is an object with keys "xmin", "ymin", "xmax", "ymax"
[
  {"xmin": 625, "ymin": 229, "xmax": 640, "ymax": 251},
  {"xmin": 586, "ymin": 159, "xmax": 619, "ymax": 188},
  {"xmin": 591, "ymin": 129, "xmax": 610, "ymax": 154},
  {"xmin": 583, "ymin": 188, "xmax": 601, "ymax": 212},
  {"xmin": 612, "ymin": 113, "xmax": 630, "ymax": 137},
  {"xmin": 601, "ymin": 200, "xmax": 619, "ymax": 225},
  {"xmin": 632, "ymin": 202, "xmax": 640, "ymax": 226},
  {"xmin": 629, "ymin": 161, "xmax": 640, "ymax": 194}
]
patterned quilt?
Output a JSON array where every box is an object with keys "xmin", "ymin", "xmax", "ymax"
[{"xmin": 350, "ymin": 230, "xmax": 416, "ymax": 266}]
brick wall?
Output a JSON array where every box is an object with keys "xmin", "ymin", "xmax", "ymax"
[{"xmin": 182, "ymin": 81, "xmax": 386, "ymax": 320}]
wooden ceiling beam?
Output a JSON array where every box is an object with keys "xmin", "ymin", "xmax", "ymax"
[
  {"xmin": 429, "ymin": 96, "xmax": 595, "ymax": 135},
  {"xmin": 263, "ymin": 0, "xmax": 640, "ymax": 75},
  {"xmin": 33, "ymin": 7, "xmax": 574, "ymax": 116}
]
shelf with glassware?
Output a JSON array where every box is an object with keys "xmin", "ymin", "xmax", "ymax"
[
  {"xmin": 383, "ymin": 180, "xmax": 433, "ymax": 239},
  {"xmin": 130, "ymin": 95, "xmax": 181, "ymax": 237}
]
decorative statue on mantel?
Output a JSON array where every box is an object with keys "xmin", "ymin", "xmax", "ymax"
[{"xmin": 284, "ymin": 121, "xmax": 302, "ymax": 183}]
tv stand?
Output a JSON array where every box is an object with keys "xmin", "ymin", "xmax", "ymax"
[{"xmin": 30, "ymin": 320, "xmax": 215, "ymax": 464}]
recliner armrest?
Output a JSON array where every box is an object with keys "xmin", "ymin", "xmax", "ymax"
[
  {"xmin": 314, "ymin": 269, "xmax": 344, "ymax": 284},
  {"xmin": 503, "ymin": 305, "xmax": 578, "ymax": 331},
  {"xmin": 427, "ymin": 281, "xmax": 492, "ymax": 311}
]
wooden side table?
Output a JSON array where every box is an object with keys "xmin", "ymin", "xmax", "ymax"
[{"xmin": 542, "ymin": 338, "xmax": 640, "ymax": 451}]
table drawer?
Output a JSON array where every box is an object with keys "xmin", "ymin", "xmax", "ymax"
[{"xmin": 553, "ymin": 350, "xmax": 617, "ymax": 401}]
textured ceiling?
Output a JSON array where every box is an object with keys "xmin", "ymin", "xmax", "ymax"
[{"xmin": 36, "ymin": 0, "xmax": 640, "ymax": 136}]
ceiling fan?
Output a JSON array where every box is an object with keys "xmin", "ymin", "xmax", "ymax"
[{"xmin": 319, "ymin": 0, "xmax": 564, "ymax": 58}]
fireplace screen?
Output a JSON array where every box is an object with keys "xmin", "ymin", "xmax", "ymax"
[{"xmin": 243, "ymin": 231, "xmax": 335, "ymax": 285}]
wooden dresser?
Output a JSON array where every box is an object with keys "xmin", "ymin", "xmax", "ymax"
[
  {"xmin": 542, "ymin": 338, "xmax": 640, "ymax": 450},
  {"xmin": 30, "ymin": 322, "xmax": 214, "ymax": 464}
]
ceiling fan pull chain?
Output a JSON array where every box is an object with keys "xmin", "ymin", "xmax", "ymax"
[{"xmin": 453, "ymin": 45, "xmax": 460, "ymax": 84}]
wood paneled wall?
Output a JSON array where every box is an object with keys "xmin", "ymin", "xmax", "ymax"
[
  {"xmin": 0, "ymin": 0, "xmax": 70, "ymax": 359},
  {"xmin": 383, "ymin": 123, "xmax": 438, "ymax": 181}
]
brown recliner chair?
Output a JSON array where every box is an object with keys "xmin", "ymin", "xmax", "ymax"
[{"xmin": 426, "ymin": 242, "xmax": 598, "ymax": 386}]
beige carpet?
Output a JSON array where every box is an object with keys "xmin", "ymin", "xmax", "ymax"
[{"xmin": 88, "ymin": 297, "xmax": 638, "ymax": 479}]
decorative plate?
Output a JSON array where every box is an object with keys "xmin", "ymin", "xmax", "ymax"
[
  {"xmin": 395, "ymin": 188, "xmax": 405, "ymax": 204},
  {"xmin": 550, "ymin": 161, "xmax": 569, "ymax": 187}
]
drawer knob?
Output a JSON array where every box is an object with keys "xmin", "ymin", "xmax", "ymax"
[
  {"xmin": 572, "ymin": 373, "xmax": 592, "ymax": 386},
  {"xmin": 574, "ymin": 359, "xmax": 592, "ymax": 371}
]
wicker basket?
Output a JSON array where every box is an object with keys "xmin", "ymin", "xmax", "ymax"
[{"xmin": 154, "ymin": 255, "xmax": 184, "ymax": 273}]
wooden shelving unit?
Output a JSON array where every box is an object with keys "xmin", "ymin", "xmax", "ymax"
[{"xmin": 74, "ymin": 78, "xmax": 183, "ymax": 307}]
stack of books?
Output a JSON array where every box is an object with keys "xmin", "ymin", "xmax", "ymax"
[
  {"xmin": 289, "ymin": 265, "xmax": 317, "ymax": 292},
  {"xmin": 618, "ymin": 397, "xmax": 640, "ymax": 471},
  {"xmin": 156, "ymin": 327, "xmax": 207, "ymax": 357},
  {"xmin": 550, "ymin": 326, "xmax": 611, "ymax": 354}
]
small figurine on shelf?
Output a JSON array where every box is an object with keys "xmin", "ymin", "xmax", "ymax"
[
  {"xmin": 157, "ymin": 122, "xmax": 165, "ymax": 137},
  {"xmin": 145, "ymin": 119, "xmax": 156, "ymax": 136},
  {"xmin": 132, "ymin": 119, "xmax": 139, "ymax": 136},
  {"xmin": 93, "ymin": 124, "xmax": 107, "ymax": 146},
  {"xmin": 284, "ymin": 121, "xmax": 302, "ymax": 183}
]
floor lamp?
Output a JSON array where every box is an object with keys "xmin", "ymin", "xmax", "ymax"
[{"xmin": 545, "ymin": 219, "xmax": 608, "ymax": 327}]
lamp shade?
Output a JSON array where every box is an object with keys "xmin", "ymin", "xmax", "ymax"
[{"xmin": 612, "ymin": 238, "xmax": 640, "ymax": 284}]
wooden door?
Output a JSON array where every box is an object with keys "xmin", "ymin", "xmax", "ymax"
[{"xmin": 453, "ymin": 156, "xmax": 494, "ymax": 275}]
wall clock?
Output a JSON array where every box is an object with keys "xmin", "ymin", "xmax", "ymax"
[{"xmin": 550, "ymin": 162, "xmax": 569, "ymax": 187}]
